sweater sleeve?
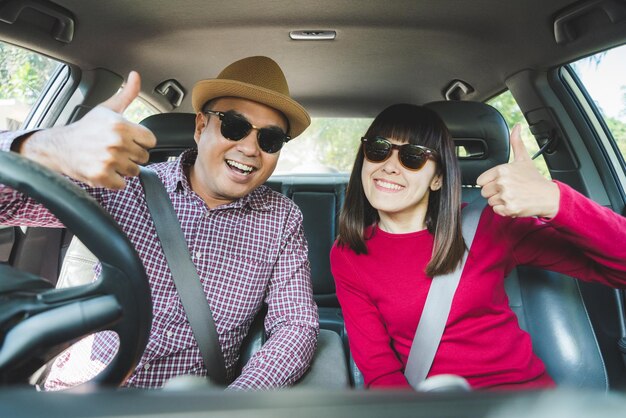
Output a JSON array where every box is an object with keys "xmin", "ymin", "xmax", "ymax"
[
  {"xmin": 330, "ymin": 244, "xmax": 411, "ymax": 389},
  {"xmin": 512, "ymin": 181, "xmax": 626, "ymax": 288}
]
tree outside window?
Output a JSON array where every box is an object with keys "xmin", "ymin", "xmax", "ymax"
[{"xmin": 0, "ymin": 42, "xmax": 60, "ymax": 130}]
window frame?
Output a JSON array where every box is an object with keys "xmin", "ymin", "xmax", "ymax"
[
  {"xmin": 559, "ymin": 60, "xmax": 626, "ymax": 202},
  {"xmin": 22, "ymin": 63, "xmax": 73, "ymax": 130},
  {"xmin": 0, "ymin": 41, "xmax": 76, "ymax": 131}
]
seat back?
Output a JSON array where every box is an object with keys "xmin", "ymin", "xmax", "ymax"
[
  {"xmin": 139, "ymin": 113, "xmax": 197, "ymax": 162},
  {"xmin": 265, "ymin": 176, "xmax": 350, "ymax": 362},
  {"xmin": 424, "ymin": 100, "xmax": 608, "ymax": 389},
  {"xmin": 282, "ymin": 181, "xmax": 345, "ymax": 308}
]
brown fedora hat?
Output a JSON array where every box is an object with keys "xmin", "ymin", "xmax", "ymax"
[{"xmin": 191, "ymin": 56, "xmax": 311, "ymax": 138}]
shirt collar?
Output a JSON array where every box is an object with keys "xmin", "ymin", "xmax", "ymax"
[{"xmin": 166, "ymin": 149, "xmax": 272, "ymax": 212}]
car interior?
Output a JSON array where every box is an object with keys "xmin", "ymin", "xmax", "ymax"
[{"xmin": 0, "ymin": 0, "xmax": 626, "ymax": 416}]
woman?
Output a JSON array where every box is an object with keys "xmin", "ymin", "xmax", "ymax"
[{"xmin": 330, "ymin": 103, "xmax": 626, "ymax": 390}]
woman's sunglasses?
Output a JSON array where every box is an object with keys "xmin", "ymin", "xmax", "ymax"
[
  {"xmin": 361, "ymin": 136, "xmax": 439, "ymax": 171},
  {"xmin": 204, "ymin": 110, "xmax": 290, "ymax": 154}
]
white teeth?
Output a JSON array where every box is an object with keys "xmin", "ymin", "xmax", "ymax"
[
  {"xmin": 376, "ymin": 180, "xmax": 403, "ymax": 190},
  {"xmin": 227, "ymin": 160, "xmax": 254, "ymax": 174}
]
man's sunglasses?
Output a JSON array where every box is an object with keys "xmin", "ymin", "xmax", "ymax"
[
  {"xmin": 361, "ymin": 136, "xmax": 439, "ymax": 171},
  {"xmin": 204, "ymin": 110, "xmax": 290, "ymax": 154}
]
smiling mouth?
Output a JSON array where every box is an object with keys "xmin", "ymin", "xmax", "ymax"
[
  {"xmin": 374, "ymin": 179, "xmax": 404, "ymax": 191},
  {"xmin": 226, "ymin": 159, "xmax": 255, "ymax": 176}
]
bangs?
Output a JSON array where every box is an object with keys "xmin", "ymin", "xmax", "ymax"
[{"xmin": 364, "ymin": 104, "xmax": 446, "ymax": 152}]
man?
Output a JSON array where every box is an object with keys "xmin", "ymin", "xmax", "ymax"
[{"xmin": 0, "ymin": 56, "xmax": 319, "ymax": 389}]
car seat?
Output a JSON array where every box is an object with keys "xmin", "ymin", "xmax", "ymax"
[
  {"xmin": 348, "ymin": 101, "xmax": 609, "ymax": 389},
  {"xmin": 427, "ymin": 101, "xmax": 608, "ymax": 389}
]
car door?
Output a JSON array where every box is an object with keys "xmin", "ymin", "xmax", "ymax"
[
  {"xmin": 0, "ymin": 40, "xmax": 69, "ymax": 277},
  {"xmin": 564, "ymin": 44, "xmax": 626, "ymax": 388},
  {"xmin": 506, "ymin": 43, "xmax": 626, "ymax": 388}
]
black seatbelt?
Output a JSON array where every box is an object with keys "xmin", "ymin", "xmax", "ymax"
[
  {"xmin": 404, "ymin": 197, "xmax": 487, "ymax": 388},
  {"xmin": 139, "ymin": 167, "xmax": 227, "ymax": 385}
]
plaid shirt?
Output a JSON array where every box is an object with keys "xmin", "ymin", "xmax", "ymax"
[{"xmin": 0, "ymin": 132, "xmax": 319, "ymax": 390}]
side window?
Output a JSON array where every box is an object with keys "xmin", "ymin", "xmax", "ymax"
[
  {"xmin": 0, "ymin": 41, "xmax": 62, "ymax": 130},
  {"xmin": 488, "ymin": 91, "xmax": 551, "ymax": 178},
  {"xmin": 569, "ymin": 45, "xmax": 626, "ymax": 162},
  {"xmin": 0, "ymin": 41, "xmax": 65, "ymax": 264}
]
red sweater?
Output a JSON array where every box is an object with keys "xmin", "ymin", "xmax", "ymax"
[{"xmin": 330, "ymin": 182, "xmax": 626, "ymax": 389}]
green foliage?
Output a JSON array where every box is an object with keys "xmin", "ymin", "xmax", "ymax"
[
  {"xmin": 607, "ymin": 116, "xmax": 626, "ymax": 155},
  {"xmin": 276, "ymin": 118, "xmax": 372, "ymax": 173},
  {"xmin": 621, "ymin": 85, "xmax": 626, "ymax": 119},
  {"xmin": 0, "ymin": 43, "xmax": 59, "ymax": 105},
  {"xmin": 0, "ymin": 41, "xmax": 155, "ymax": 125},
  {"xmin": 488, "ymin": 90, "xmax": 551, "ymax": 178},
  {"xmin": 313, "ymin": 118, "xmax": 372, "ymax": 171},
  {"xmin": 123, "ymin": 98, "xmax": 157, "ymax": 123},
  {"xmin": 487, "ymin": 91, "xmax": 525, "ymax": 127}
]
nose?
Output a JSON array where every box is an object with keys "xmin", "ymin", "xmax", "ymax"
[
  {"xmin": 380, "ymin": 149, "xmax": 401, "ymax": 174},
  {"xmin": 235, "ymin": 129, "xmax": 261, "ymax": 157}
]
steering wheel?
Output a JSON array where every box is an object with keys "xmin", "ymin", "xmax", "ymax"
[{"xmin": 0, "ymin": 151, "xmax": 152, "ymax": 386}]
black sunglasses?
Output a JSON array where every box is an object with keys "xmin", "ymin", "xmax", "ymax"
[
  {"xmin": 361, "ymin": 136, "xmax": 439, "ymax": 171},
  {"xmin": 204, "ymin": 110, "xmax": 290, "ymax": 154}
]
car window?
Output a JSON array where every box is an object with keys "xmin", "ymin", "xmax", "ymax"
[
  {"xmin": 123, "ymin": 97, "xmax": 158, "ymax": 123},
  {"xmin": 0, "ymin": 41, "xmax": 62, "ymax": 130},
  {"xmin": 488, "ymin": 91, "xmax": 551, "ymax": 178},
  {"xmin": 274, "ymin": 117, "xmax": 373, "ymax": 174},
  {"xmin": 570, "ymin": 45, "xmax": 626, "ymax": 159}
]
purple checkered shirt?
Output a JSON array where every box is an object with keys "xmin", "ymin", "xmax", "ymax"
[{"xmin": 0, "ymin": 131, "xmax": 319, "ymax": 390}]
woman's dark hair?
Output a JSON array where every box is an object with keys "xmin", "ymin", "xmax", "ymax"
[{"xmin": 337, "ymin": 103, "xmax": 465, "ymax": 276}]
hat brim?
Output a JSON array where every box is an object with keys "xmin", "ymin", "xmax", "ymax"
[{"xmin": 192, "ymin": 80, "xmax": 311, "ymax": 138}]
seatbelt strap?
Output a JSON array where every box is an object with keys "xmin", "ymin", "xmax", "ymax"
[
  {"xmin": 139, "ymin": 167, "xmax": 227, "ymax": 385},
  {"xmin": 404, "ymin": 197, "xmax": 487, "ymax": 389}
]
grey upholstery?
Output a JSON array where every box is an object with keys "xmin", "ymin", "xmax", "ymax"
[
  {"xmin": 56, "ymin": 237, "xmax": 96, "ymax": 288},
  {"xmin": 266, "ymin": 177, "xmax": 348, "ymax": 310},
  {"xmin": 506, "ymin": 267, "xmax": 607, "ymax": 389},
  {"xmin": 239, "ymin": 308, "xmax": 349, "ymax": 388},
  {"xmin": 291, "ymin": 189, "xmax": 339, "ymax": 307},
  {"xmin": 297, "ymin": 329, "xmax": 350, "ymax": 387},
  {"xmin": 426, "ymin": 100, "xmax": 608, "ymax": 390}
]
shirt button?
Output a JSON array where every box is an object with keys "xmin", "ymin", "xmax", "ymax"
[
  {"xmin": 166, "ymin": 330, "xmax": 173, "ymax": 337},
  {"xmin": 195, "ymin": 251, "xmax": 202, "ymax": 259},
  {"xmin": 144, "ymin": 363, "xmax": 150, "ymax": 371}
]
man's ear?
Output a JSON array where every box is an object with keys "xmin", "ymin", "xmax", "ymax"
[
  {"xmin": 430, "ymin": 174, "xmax": 443, "ymax": 191},
  {"xmin": 194, "ymin": 112, "xmax": 206, "ymax": 143}
]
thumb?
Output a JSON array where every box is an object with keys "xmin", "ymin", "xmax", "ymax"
[
  {"xmin": 101, "ymin": 71, "xmax": 141, "ymax": 114},
  {"xmin": 510, "ymin": 123, "xmax": 531, "ymax": 162}
]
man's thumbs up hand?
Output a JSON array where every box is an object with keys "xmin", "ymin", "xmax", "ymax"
[
  {"xmin": 101, "ymin": 71, "xmax": 143, "ymax": 114},
  {"xmin": 22, "ymin": 71, "xmax": 157, "ymax": 189}
]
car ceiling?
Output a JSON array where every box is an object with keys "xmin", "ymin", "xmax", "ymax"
[{"xmin": 0, "ymin": 0, "xmax": 624, "ymax": 117}]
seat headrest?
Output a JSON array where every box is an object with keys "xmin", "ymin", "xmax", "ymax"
[
  {"xmin": 140, "ymin": 113, "xmax": 197, "ymax": 162},
  {"xmin": 424, "ymin": 101, "xmax": 510, "ymax": 185}
]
